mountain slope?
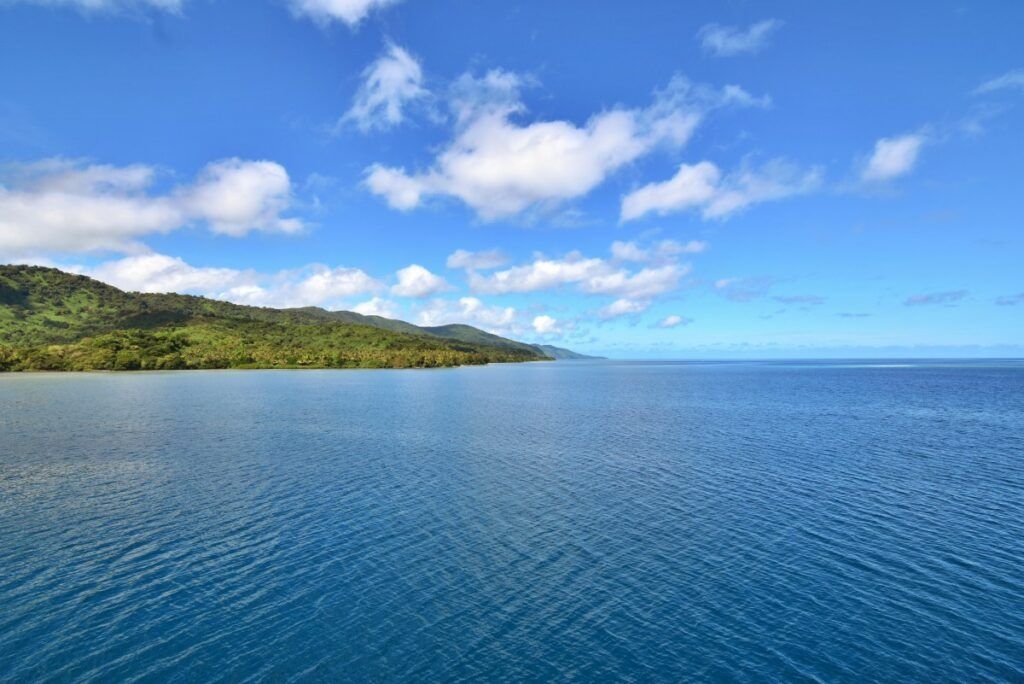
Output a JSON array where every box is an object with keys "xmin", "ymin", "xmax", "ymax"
[
  {"xmin": 0, "ymin": 265, "xmax": 548, "ymax": 371},
  {"xmin": 530, "ymin": 344, "xmax": 604, "ymax": 360}
]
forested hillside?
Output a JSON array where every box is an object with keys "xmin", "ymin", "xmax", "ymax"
[{"xmin": 0, "ymin": 265, "xmax": 550, "ymax": 371}]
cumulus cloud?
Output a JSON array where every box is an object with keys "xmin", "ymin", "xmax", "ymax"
[
  {"xmin": 621, "ymin": 158, "xmax": 820, "ymax": 221},
  {"xmin": 532, "ymin": 314, "xmax": 560, "ymax": 334},
  {"xmin": 73, "ymin": 253, "xmax": 382, "ymax": 309},
  {"xmin": 4, "ymin": 0, "xmax": 182, "ymax": 12},
  {"xmin": 697, "ymin": 20, "xmax": 783, "ymax": 57},
  {"xmin": 862, "ymin": 134, "xmax": 926, "ymax": 182},
  {"xmin": 654, "ymin": 314, "xmax": 692, "ymax": 329},
  {"xmin": 0, "ymin": 158, "xmax": 302, "ymax": 256},
  {"xmin": 416, "ymin": 296, "xmax": 518, "ymax": 334},
  {"xmin": 85, "ymin": 253, "xmax": 254, "ymax": 294},
  {"xmin": 904, "ymin": 290, "xmax": 967, "ymax": 307},
  {"xmin": 467, "ymin": 252, "xmax": 688, "ymax": 302},
  {"xmin": 343, "ymin": 43, "xmax": 427, "ymax": 132},
  {"xmin": 179, "ymin": 159, "xmax": 303, "ymax": 237},
  {"xmin": 352, "ymin": 296, "xmax": 399, "ymax": 318},
  {"xmin": 390, "ymin": 263, "xmax": 450, "ymax": 297},
  {"xmin": 366, "ymin": 73, "xmax": 767, "ymax": 220},
  {"xmin": 973, "ymin": 68, "xmax": 1024, "ymax": 95},
  {"xmin": 598, "ymin": 298, "xmax": 649, "ymax": 319},
  {"xmin": 287, "ymin": 0, "xmax": 399, "ymax": 27},
  {"xmin": 579, "ymin": 263, "xmax": 686, "ymax": 300},
  {"xmin": 446, "ymin": 248, "xmax": 509, "ymax": 270}
]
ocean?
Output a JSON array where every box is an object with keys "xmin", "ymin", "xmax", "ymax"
[{"xmin": 1, "ymin": 360, "xmax": 1022, "ymax": 681}]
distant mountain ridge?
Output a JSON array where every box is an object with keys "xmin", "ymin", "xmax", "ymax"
[
  {"xmin": 530, "ymin": 344, "xmax": 604, "ymax": 360},
  {"xmin": 0, "ymin": 265, "xmax": 592, "ymax": 371}
]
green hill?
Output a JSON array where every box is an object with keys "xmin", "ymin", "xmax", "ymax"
[{"xmin": 0, "ymin": 265, "xmax": 550, "ymax": 371}]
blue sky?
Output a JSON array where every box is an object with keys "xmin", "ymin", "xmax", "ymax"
[{"xmin": 1, "ymin": 0, "xmax": 1022, "ymax": 357}]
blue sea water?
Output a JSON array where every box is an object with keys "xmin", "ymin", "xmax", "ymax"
[{"xmin": 1, "ymin": 360, "xmax": 1022, "ymax": 682}]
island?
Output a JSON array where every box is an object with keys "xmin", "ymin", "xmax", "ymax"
[{"xmin": 0, "ymin": 265, "xmax": 595, "ymax": 371}]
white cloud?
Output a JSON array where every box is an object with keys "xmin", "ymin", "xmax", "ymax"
[
  {"xmin": 446, "ymin": 248, "xmax": 509, "ymax": 270},
  {"xmin": 655, "ymin": 315, "xmax": 691, "ymax": 329},
  {"xmin": 622, "ymin": 158, "xmax": 820, "ymax": 221},
  {"xmin": 0, "ymin": 157, "xmax": 302, "ymax": 256},
  {"xmin": 287, "ymin": 264, "xmax": 382, "ymax": 303},
  {"xmin": 973, "ymin": 68, "xmax": 1024, "ymax": 95},
  {"xmin": 598, "ymin": 298, "xmax": 649, "ymax": 319},
  {"xmin": 416, "ymin": 296, "xmax": 518, "ymax": 334},
  {"xmin": 179, "ymin": 158, "xmax": 302, "ymax": 237},
  {"xmin": 467, "ymin": 249, "xmax": 689, "ymax": 303},
  {"xmin": 343, "ymin": 44, "xmax": 427, "ymax": 132},
  {"xmin": 366, "ymin": 73, "xmax": 767, "ymax": 220},
  {"xmin": 579, "ymin": 263, "xmax": 687, "ymax": 300},
  {"xmin": 74, "ymin": 253, "xmax": 382, "ymax": 309},
  {"xmin": 532, "ymin": 314, "xmax": 560, "ymax": 334},
  {"xmin": 609, "ymin": 241, "xmax": 649, "ymax": 262},
  {"xmin": 390, "ymin": 263, "xmax": 450, "ymax": 297},
  {"xmin": 468, "ymin": 253, "xmax": 607, "ymax": 294},
  {"xmin": 621, "ymin": 161, "xmax": 720, "ymax": 221},
  {"xmin": 85, "ymin": 253, "xmax": 254, "ymax": 294},
  {"xmin": 666, "ymin": 239, "xmax": 709, "ymax": 255},
  {"xmin": 5, "ymin": 0, "xmax": 183, "ymax": 12},
  {"xmin": 697, "ymin": 20, "xmax": 783, "ymax": 57},
  {"xmin": 861, "ymin": 134, "xmax": 926, "ymax": 182},
  {"xmin": 611, "ymin": 239, "xmax": 707, "ymax": 262},
  {"xmin": 287, "ymin": 0, "xmax": 399, "ymax": 27},
  {"xmin": 352, "ymin": 296, "xmax": 399, "ymax": 318}
]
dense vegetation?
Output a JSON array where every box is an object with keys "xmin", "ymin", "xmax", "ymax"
[{"xmin": 0, "ymin": 265, "xmax": 549, "ymax": 371}]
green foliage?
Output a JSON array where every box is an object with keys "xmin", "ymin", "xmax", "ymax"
[{"xmin": 0, "ymin": 265, "xmax": 547, "ymax": 372}]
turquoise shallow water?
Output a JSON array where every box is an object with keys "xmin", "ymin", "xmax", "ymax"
[{"xmin": 1, "ymin": 360, "xmax": 1023, "ymax": 681}]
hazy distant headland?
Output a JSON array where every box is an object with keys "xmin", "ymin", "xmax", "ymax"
[{"xmin": 0, "ymin": 265, "xmax": 597, "ymax": 371}]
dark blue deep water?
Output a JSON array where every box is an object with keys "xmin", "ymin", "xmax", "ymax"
[{"xmin": 1, "ymin": 360, "xmax": 1023, "ymax": 682}]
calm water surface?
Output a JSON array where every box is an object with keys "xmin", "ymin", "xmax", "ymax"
[{"xmin": 1, "ymin": 360, "xmax": 1023, "ymax": 681}]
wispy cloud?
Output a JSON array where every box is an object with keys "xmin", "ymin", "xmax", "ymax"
[
  {"xmin": 653, "ymin": 315, "xmax": 692, "ymax": 329},
  {"xmin": 714, "ymin": 276, "xmax": 777, "ymax": 302},
  {"xmin": 446, "ymin": 248, "xmax": 509, "ymax": 271},
  {"xmin": 904, "ymin": 290, "xmax": 968, "ymax": 307},
  {"xmin": 973, "ymin": 68, "xmax": 1024, "ymax": 95},
  {"xmin": 697, "ymin": 20, "xmax": 783, "ymax": 57},
  {"xmin": 995, "ymin": 292, "xmax": 1024, "ymax": 306},
  {"xmin": 342, "ymin": 43, "xmax": 428, "ymax": 133},
  {"xmin": 773, "ymin": 295, "xmax": 825, "ymax": 305}
]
